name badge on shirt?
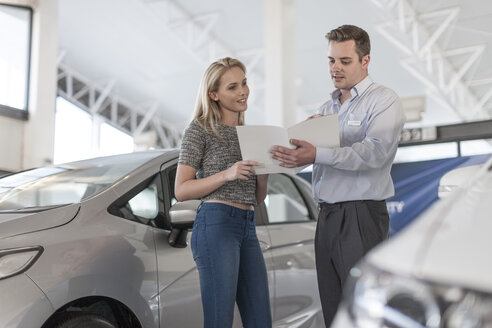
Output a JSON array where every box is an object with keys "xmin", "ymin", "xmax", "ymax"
[{"xmin": 347, "ymin": 120, "xmax": 361, "ymax": 126}]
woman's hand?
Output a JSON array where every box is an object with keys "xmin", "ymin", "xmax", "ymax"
[
  {"xmin": 175, "ymin": 160, "xmax": 261, "ymax": 201},
  {"xmin": 223, "ymin": 160, "xmax": 260, "ymax": 181}
]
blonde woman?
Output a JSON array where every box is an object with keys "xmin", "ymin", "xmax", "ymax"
[{"xmin": 175, "ymin": 57, "xmax": 271, "ymax": 328}]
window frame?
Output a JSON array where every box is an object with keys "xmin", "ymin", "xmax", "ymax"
[
  {"xmin": 261, "ymin": 173, "xmax": 318, "ymax": 226},
  {"xmin": 159, "ymin": 158, "xmax": 179, "ymax": 231},
  {"xmin": 0, "ymin": 3, "xmax": 33, "ymax": 120}
]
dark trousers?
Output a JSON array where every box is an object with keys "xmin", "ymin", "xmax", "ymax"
[{"xmin": 314, "ymin": 200, "xmax": 390, "ymax": 327}]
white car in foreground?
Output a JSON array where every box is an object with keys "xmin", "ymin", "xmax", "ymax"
[{"xmin": 332, "ymin": 154, "xmax": 492, "ymax": 328}]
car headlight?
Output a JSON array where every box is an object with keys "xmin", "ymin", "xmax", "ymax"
[
  {"xmin": 0, "ymin": 246, "xmax": 43, "ymax": 280},
  {"xmin": 345, "ymin": 261, "xmax": 492, "ymax": 328}
]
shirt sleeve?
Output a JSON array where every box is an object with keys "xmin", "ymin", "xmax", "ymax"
[
  {"xmin": 315, "ymin": 90, "xmax": 405, "ymax": 171},
  {"xmin": 178, "ymin": 121, "xmax": 206, "ymax": 170}
]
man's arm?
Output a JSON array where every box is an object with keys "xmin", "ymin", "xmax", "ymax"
[
  {"xmin": 271, "ymin": 94, "xmax": 405, "ymax": 170},
  {"xmin": 316, "ymin": 95, "xmax": 404, "ymax": 171}
]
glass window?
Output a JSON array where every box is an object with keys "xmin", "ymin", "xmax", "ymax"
[
  {"xmin": 54, "ymin": 97, "xmax": 135, "ymax": 164},
  {"xmin": 54, "ymin": 97, "xmax": 93, "ymax": 164},
  {"xmin": 128, "ymin": 184, "xmax": 159, "ymax": 220},
  {"xmin": 460, "ymin": 139, "xmax": 492, "ymax": 156},
  {"xmin": 0, "ymin": 151, "xmax": 163, "ymax": 211},
  {"xmin": 395, "ymin": 142, "xmax": 459, "ymax": 163},
  {"xmin": 99, "ymin": 122, "xmax": 134, "ymax": 157},
  {"xmin": 111, "ymin": 175, "xmax": 161, "ymax": 226},
  {"xmin": 0, "ymin": 4, "xmax": 32, "ymax": 117},
  {"xmin": 264, "ymin": 174, "xmax": 310, "ymax": 223}
]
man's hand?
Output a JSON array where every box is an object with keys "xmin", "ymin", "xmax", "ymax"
[
  {"xmin": 270, "ymin": 139, "xmax": 316, "ymax": 168},
  {"xmin": 307, "ymin": 113, "xmax": 323, "ymax": 120}
]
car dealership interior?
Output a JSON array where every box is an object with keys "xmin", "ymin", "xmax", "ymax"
[{"xmin": 1, "ymin": 0, "xmax": 492, "ymax": 327}]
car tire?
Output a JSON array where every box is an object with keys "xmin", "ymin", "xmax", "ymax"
[{"xmin": 49, "ymin": 312, "xmax": 116, "ymax": 328}]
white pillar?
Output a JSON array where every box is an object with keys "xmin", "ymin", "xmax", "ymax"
[
  {"xmin": 264, "ymin": 0, "xmax": 297, "ymax": 127},
  {"xmin": 22, "ymin": 0, "xmax": 58, "ymax": 169}
]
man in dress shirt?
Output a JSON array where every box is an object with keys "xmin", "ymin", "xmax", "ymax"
[{"xmin": 270, "ymin": 24, "xmax": 405, "ymax": 327}]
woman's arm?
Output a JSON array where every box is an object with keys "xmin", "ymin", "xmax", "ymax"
[
  {"xmin": 174, "ymin": 160, "xmax": 260, "ymax": 202},
  {"xmin": 255, "ymin": 174, "xmax": 269, "ymax": 205}
]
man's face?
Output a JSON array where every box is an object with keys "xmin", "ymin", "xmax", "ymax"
[{"xmin": 328, "ymin": 40, "xmax": 369, "ymax": 91}]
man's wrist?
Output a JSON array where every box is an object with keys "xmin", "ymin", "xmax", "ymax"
[{"xmin": 315, "ymin": 147, "xmax": 334, "ymax": 165}]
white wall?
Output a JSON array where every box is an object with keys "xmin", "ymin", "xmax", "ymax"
[{"xmin": 0, "ymin": 0, "xmax": 58, "ymax": 171}]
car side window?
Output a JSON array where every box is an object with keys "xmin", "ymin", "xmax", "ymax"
[
  {"xmin": 109, "ymin": 175, "xmax": 162, "ymax": 227},
  {"xmin": 265, "ymin": 174, "xmax": 310, "ymax": 224},
  {"xmin": 127, "ymin": 183, "xmax": 159, "ymax": 220}
]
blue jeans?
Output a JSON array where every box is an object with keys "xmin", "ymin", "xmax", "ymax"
[{"xmin": 191, "ymin": 202, "xmax": 272, "ymax": 328}]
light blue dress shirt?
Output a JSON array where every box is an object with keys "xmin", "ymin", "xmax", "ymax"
[{"xmin": 312, "ymin": 75, "xmax": 405, "ymax": 203}]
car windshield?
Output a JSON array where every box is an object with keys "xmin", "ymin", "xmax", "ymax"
[{"xmin": 0, "ymin": 152, "xmax": 163, "ymax": 211}]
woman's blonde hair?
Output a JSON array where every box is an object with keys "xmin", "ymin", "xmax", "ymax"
[{"xmin": 193, "ymin": 57, "xmax": 246, "ymax": 137}]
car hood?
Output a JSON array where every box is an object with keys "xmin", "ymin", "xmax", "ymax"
[
  {"xmin": 0, "ymin": 203, "xmax": 80, "ymax": 239},
  {"xmin": 368, "ymin": 164, "xmax": 492, "ymax": 293}
]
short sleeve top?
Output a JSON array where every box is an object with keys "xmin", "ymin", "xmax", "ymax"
[{"xmin": 178, "ymin": 120, "xmax": 257, "ymax": 205}]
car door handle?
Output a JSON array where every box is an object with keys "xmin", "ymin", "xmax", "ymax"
[{"xmin": 259, "ymin": 240, "xmax": 271, "ymax": 251}]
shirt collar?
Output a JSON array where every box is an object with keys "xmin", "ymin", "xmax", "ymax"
[{"xmin": 330, "ymin": 75, "xmax": 373, "ymax": 103}]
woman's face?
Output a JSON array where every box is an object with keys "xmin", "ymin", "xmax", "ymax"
[{"xmin": 210, "ymin": 66, "xmax": 249, "ymax": 115}]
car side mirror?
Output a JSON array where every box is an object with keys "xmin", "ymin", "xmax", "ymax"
[
  {"xmin": 168, "ymin": 200, "xmax": 200, "ymax": 248},
  {"xmin": 169, "ymin": 200, "xmax": 201, "ymax": 229}
]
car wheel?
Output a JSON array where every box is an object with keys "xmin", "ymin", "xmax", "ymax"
[{"xmin": 50, "ymin": 312, "xmax": 116, "ymax": 328}]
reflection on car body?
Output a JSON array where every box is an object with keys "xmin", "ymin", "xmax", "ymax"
[{"xmin": 0, "ymin": 150, "xmax": 323, "ymax": 328}]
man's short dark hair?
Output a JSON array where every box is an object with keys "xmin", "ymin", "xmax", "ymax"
[{"xmin": 325, "ymin": 25, "xmax": 370, "ymax": 61}]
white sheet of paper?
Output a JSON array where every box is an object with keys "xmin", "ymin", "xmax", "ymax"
[
  {"xmin": 236, "ymin": 114, "xmax": 339, "ymax": 174},
  {"xmin": 236, "ymin": 125, "xmax": 293, "ymax": 174},
  {"xmin": 287, "ymin": 114, "xmax": 339, "ymax": 148}
]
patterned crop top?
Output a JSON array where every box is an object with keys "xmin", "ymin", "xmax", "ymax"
[{"xmin": 178, "ymin": 120, "xmax": 257, "ymax": 205}]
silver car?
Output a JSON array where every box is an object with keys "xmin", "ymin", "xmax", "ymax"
[{"xmin": 0, "ymin": 150, "xmax": 323, "ymax": 328}]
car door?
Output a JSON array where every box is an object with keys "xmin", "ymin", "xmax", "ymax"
[
  {"xmin": 107, "ymin": 168, "xmax": 171, "ymax": 327},
  {"xmin": 149, "ymin": 158, "xmax": 201, "ymax": 327},
  {"xmin": 155, "ymin": 160, "xmax": 275, "ymax": 327},
  {"xmin": 260, "ymin": 173, "xmax": 324, "ymax": 327}
]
